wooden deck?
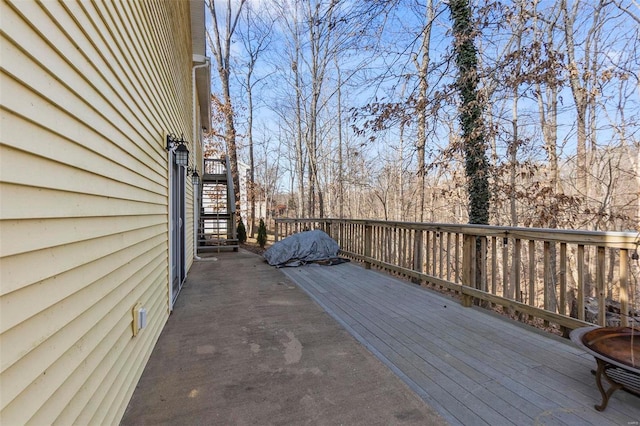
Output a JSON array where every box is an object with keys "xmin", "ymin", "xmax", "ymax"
[{"xmin": 281, "ymin": 262, "xmax": 640, "ymax": 426}]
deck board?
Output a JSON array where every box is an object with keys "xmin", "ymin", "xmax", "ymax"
[{"xmin": 282, "ymin": 262, "xmax": 640, "ymax": 426}]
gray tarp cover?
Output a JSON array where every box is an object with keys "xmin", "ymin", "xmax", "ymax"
[{"xmin": 263, "ymin": 229, "xmax": 340, "ymax": 267}]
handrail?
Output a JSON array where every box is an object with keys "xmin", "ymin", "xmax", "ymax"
[
  {"xmin": 275, "ymin": 218, "xmax": 640, "ymax": 333},
  {"xmin": 203, "ymin": 158, "xmax": 226, "ymax": 175}
]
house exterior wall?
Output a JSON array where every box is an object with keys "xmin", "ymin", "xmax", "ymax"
[{"xmin": 0, "ymin": 0, "xmax": 205, "ymax": 424}]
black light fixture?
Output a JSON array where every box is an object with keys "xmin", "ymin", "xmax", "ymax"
[
  {"xmin": 165, "ymin": 133, "xmax": 189, "ymax": 167},
  {"xmin": 189, "ymin": 168, "xmax": 200, "ymax": 186}
]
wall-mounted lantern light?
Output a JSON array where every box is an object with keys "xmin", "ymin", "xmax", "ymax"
[
  {"xmin": 189, "ymin": 169, "xmax": 200, "ymax": 187},
  {"xmin": 165, "ymin": 133, "xmax": 189, "ymax": 167}
]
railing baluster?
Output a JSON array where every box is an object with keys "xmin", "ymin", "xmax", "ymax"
[
  {"xmin": 480, "ymin": 237, "xmax": 487, "ymax": 293},
  {"xmin": 446, "ymin": 232, "xmax": 452, "ymax": 282},
  {"xmin": 455, "ymin": 233, "xmax": 460, "ymax": 284},
  {"xmin": 413, "ymin": 230, "xmax": 423, "ymax": 284},
  {"xmin": 544, "ymin": 241, "xmax": 550, "ymax": 314},
  {"xmin": 364, "ymin": 223, "xmax": 372, "ymax": 269},
  {"xmin": 529, "ymin": 240, "xmax": 536, "ymax": 317},
  {"xmin": 514, "ymin": 239, "xmax": 521, "ymax": 302},
  {"xmin": 425, "ymin": 231, "xmax": 431, "ymax": 277},
  {"xmin": 274, "ymin": 218, "xmax": 636, "ymax": 330},
  {"xmin": 597, "ymin": 246, "xmax": 606, "ymax": 326},
  {"xmin": 559, "ymin": 243, "xmax": 567, "ymax": 316},
  {"xmin": 620, "ymin": 249, "xmax": 628, "ymax": 327},
  {"xmin": 578, "ymin": 245, "xmax": 585, "ymax": 321},
  {"xmin": 491, "ymin": 236, "xmax": 497, "ymax": 295},
  {"xmin": 502, "ymin": 238, "xmax": 509, "ymax": 299},
  {"xmin": 544, "ymin": 241, "xmax": 551, "ymax": 326},
  {"xmin": 439, "ymin": 231, "xmax": 444, "ymax": 280},
  {"xmin": 462, "ymin": 234, "xmax": 475, "ymax": 306}
]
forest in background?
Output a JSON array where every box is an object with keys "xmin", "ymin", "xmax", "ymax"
[{"xmin": 203, "ymin": 0, "xmax": 640, "ymax": 237}]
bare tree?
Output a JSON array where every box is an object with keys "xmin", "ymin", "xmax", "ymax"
[
  {"xmin": 238, "ymin": 4, "xmax": 273, "ymax": 236},
  {"xmin": 560, "ymin": 0, "xmax": 605, "ymax": 221},
  {"xmin": 206, "ymin": 0, "xmax": 246, "ymax": 218},
  {"xmin": 414, "ymin": 0, "xmax": 436, "ymax": 222}
]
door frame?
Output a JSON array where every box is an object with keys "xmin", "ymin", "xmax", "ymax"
[{"xmin": 168, "ymin": 150, "xmax": 186, "ymax": 310}]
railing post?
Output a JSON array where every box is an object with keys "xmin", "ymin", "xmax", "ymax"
[
  {"xmin": 364, "ymin": 222, "xmax": 372, "ymax": 269},
  {"xmin": 462, "ymin": 234, "xmax": 475, "ymax": 307},
  {"xmin": 559, "ymin": 243, "xmax": 567, "ymax": 315},
  {"xmin": 479, "ymin": 236, "xmax": 487, "ymax": 293},
  {"xmin": 544, "ymin": 241, "xmax": 550, "ymax": 313},
  {"xmin": 577, "ymin": 245, "xmax": 585, "ymax": 320},
  {"xmin": 597, "ymin": 246, "xmax": 606, "ymax": 326},
  {"xmin": 412, "ymin": 230, "xmax": 423, "ymax": 284},
  {"xmin": 514, "ymin": 239, "xmax": 521, "ymax": 302},
  {"xmin": 528, "ymin": 240, "xmax": 536, "ymax": 320},
  {"xmin": 620, "ymin": 249, "xmax": 628, "ymax": 327},
  {"xmin": 502, "ymin": 237, "xmax": 510, "ymax": 299},
  {"xmin": 275, "ymin": 221, "xmax": 279, "ymax": 242}
]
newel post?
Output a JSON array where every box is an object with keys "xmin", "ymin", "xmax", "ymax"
[
  {"xmin": 364, "ymin": 222, "xmax": 372, "ymax": 269},
  {"xmin": 275, "ymin": 221, "xmax": 280, "ymax": 242}
]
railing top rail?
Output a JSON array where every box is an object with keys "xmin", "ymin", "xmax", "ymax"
[
  {"xmin": 275, "ymin": 218, "xmax": 640, "ymax": 249},
  {"xmin": 204, "ymin": 158, "xmax": 225, "ymax": 164},
  {"xmin": 203, "ymin": 158, "xmax": 226, "ymax": 175}
]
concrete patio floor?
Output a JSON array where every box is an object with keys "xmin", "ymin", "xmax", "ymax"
[{"xmin": 120, "ymin": 250, "xmax": 446, "ymax": 425}]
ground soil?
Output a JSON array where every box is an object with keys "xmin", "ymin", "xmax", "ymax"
[{"xmin": 239, "ymin": 236, "xmax": 273, "ymax": 256}]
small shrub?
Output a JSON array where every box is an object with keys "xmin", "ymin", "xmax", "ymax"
[
  {"xmin": 237, "ymin": 217, "xmax": 247, "ymax": 243},
  {"xmin": 257, "ymin": 219, "xmax": 267, "ymax": 248}
]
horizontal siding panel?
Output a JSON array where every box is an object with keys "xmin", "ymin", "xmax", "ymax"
[
  {"xmin": 1, "ymin": 225, "xmax": 166, "ymax": 318},
  {"xmin": 0, "ymin": 226, "xmax": 167, "ymax": 336},
  {"xmin": 1, "ymin": 3, "xmax": 165, "ymax": 171},
  {"xmin": 72, "ymin": 3, "xmax": 172, "ymax": 133},
  {"xmin": 40, "ymin": 0, "xmax": 162, "ymax": 141},
  {"xmin": 101, "ymin": 1, "xmax": 178, "ymax": 125},
  {"xmin": 1, "ymin": 147, "xmax": 166, "ymax": 207},
  {"xmin": 58, "ymin": 0, "xmax": 166, "ymax": 133},
  {"xmin": 135, "ymin": 1, "xmax": 179, "ymax": 126},
  {"xmin": 77, "ymin": 0, "xmax": 185, "ymax": 135},
  {"xmin": 1, "ymin": 111, "xmax": 167, "ymax": 199},
  {"xmin": 30, "ymin": 264, "xmax": 167, "ymax": 426},
  {"xmin": 0, "ymin": 215, "xmax": 165, "ymax": 258},
  {"xmin": 87, "ymin": 272, "xmax": 168, "ymax": 426},
  {"xmin": 70, "ymin": 272, "xmax": 168, "ymax": 425},
  {"xmin": 0, "ymin": 72, "xmax": 164, "ymax": 183},
  {"xmin": 0, "ymin": 4, "xmax": 153, "ymax": 147},
  {"xmin": 0, "ymin": 73, "xmax": 166, "ymax": 184},
  {"xmin": 1, "ymin": 0, "xmax": 198, "ymax": 423},
  {"xmin": 0, "ymin": 183, "xmax": 166, "ymax": 220},
  {"xmin": 56, "ymin": 272, "xmax": 168, "ymax": 425},
  {"xmin": 31, "ymin": 325, "xmax": 134, "ymax": 426},
  {"xmin": 0, "ymin": 249, "xmax": 166, "ymax": 418},
  {"xmin": 110, "ymin": 292, "xmax": 167, "ymax": 424}
]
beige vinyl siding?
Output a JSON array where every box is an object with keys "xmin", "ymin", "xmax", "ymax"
[{"xmin": 0, "ymin": 0, "xmax": 197, "ymax": 424}]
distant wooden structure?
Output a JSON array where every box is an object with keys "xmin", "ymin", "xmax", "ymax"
[{"xmin": 199, "ymin": 158, "xmax": 238, "ymax": 251}]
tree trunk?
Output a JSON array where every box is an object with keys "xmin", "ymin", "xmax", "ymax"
[
  {"xmin": 247, "ymin": 70, "xmax": 256, "ymax": 237},
  {"xmin": 336, "ymin": 58, "xmax": 344, "ymax": 219},
  {"xmin": 449, "ymin": 0, "xmax": 490, "ymax": 226},
  {"xmin": 414, "ymin": 0, "xmax": 434, "ymax": 223},
  {"xmin": 449, "ymin": 0, "xmax": 490, "ymax": 295},
  {"xmin": 206, "ymin": 0, "xmax": 247, "ymax": 220}
]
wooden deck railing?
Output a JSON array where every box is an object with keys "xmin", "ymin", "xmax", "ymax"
[
  {"xmin": 275, "ymin": 218, "xmax": 639, "ymax": 332},
  {"xmin": 203, "ymin": 158, "xmax": 227, "ymax": 175}
]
